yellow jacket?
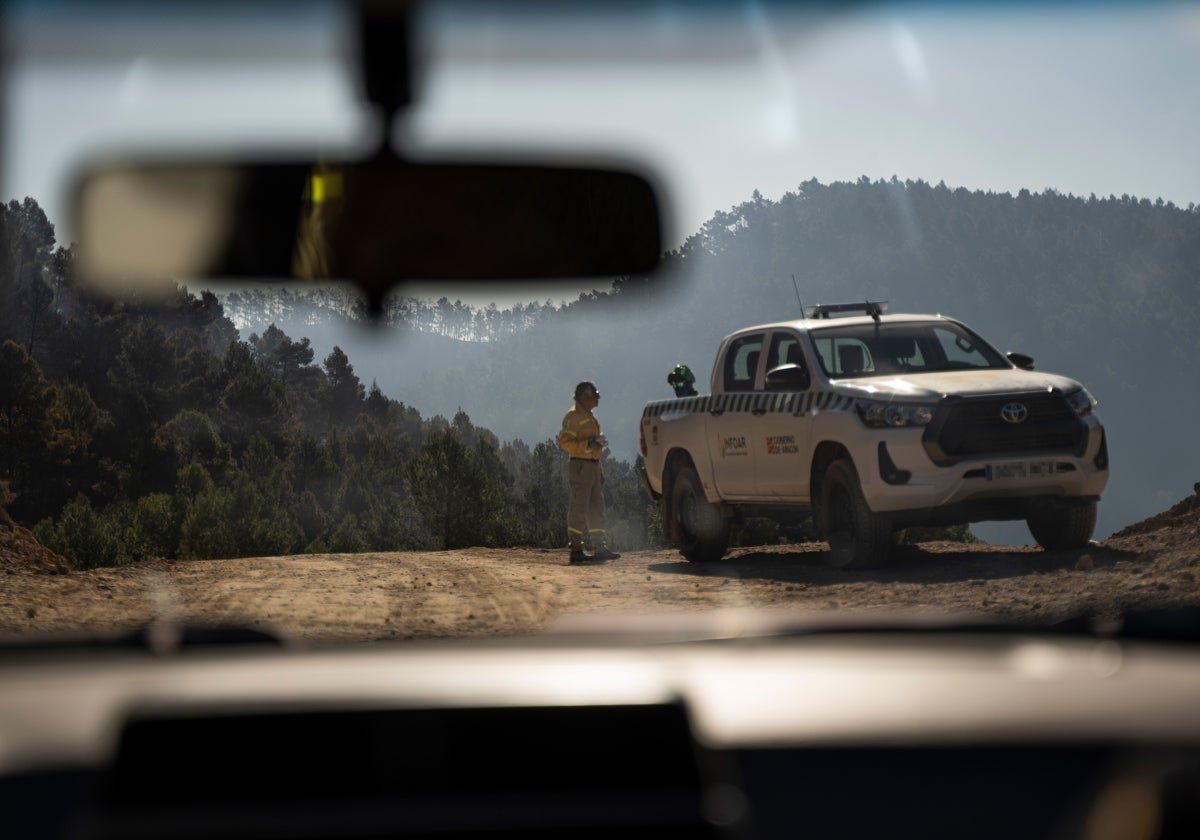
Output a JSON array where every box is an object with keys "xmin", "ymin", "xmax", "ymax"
[{"xmin": 559, "ymin": 405, "xmax": 602, "ymax": 460}]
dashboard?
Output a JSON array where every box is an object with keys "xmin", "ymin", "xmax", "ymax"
[{"xmin": 3, "ymin": 617, "xmax": 1200, "ymax": 840}]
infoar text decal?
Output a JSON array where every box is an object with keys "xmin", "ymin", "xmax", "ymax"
[{"xmin": 720, "ymin": 435, "xmax": 748, "ymax": 457}]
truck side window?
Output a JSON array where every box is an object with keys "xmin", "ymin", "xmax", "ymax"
[
  {"xmin": 768, "ymin": 334, "xmax": 803, "ymax": 369},
  {"xmin": 725, "ymin": 334, "xmax": 764, "ymax": 392},
  {"xmin": 766, "ymin": 333, "xmax": 810, "ymax": 389}
]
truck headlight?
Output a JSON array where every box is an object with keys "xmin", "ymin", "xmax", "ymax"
[
  {"xmin": 856, "ymin": 400, "xmax": 935, "ymax": 428},
  {"xmin": 1065, "ymin": 388, "xmax": 1098, "ymax": 416}
]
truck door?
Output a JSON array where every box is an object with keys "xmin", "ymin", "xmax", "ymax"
[
  {"xmin": 706, "ymin": 332, "xmax": 765, "ymax": 498},
  {"xmin": 757, "ymin": 330, "xmax": 814, "ymax": 500}
]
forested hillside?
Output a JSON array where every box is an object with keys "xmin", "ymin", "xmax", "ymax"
[
  {"xmin": 0, "ymin": 198, "xmax": 660, "ymax": 569},
  {"xmin": 232, "ymin": 178, "xmax": 1199, "ymax": 542}
]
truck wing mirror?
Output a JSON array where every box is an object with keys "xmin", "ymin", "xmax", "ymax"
[
  {"xmin": 765, "ymin": 364, "xmax": 810, "ymax": 391},
  {"xmin": 1007, "ymin": 352, "xmax": 1035, "ymax": 371}
]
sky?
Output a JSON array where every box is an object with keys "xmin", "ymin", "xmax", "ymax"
[{"xmin": 4, "ymin": 0, "xmax": 1200, "ymax": 306}]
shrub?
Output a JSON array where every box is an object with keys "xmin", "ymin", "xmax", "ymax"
[{"xmin": 34, "ymin": 495, "xmax": 126, "ymax": 570}]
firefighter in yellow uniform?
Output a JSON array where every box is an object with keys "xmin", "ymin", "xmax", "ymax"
[{"xmin": 558, "ymin": 381, "xmax": 621, "ymax": 564}]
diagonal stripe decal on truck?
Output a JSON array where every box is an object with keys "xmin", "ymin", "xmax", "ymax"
[{"xmin": 641, "ymin": 391, "xmax": 851, "ymax": 420}]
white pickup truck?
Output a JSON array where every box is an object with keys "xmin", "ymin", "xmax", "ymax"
[{"xmin": 639, "ymin": 302, "xmax": 1109, "ymax": 567}]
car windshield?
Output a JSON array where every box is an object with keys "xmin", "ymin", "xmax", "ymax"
[
  {"xmin": 1, "ymin": 0, "xmax": 1198, "ymax": 644},
  {"xmin": 810, "ymin": 321, "xmax": 1010, "ymax": 379}
]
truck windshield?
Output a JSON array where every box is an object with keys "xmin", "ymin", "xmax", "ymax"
[{"xmin": 810, "ymin": 321, "xmax": 1010, "ymax": 379}]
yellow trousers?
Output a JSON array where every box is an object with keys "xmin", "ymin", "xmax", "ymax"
[{"xmin": 567, "ymin": 458, "xmax": 606, "ymax": 548}]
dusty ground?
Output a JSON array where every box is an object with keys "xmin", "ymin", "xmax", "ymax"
[{"xmin": 2, "ymin": 489, "xmax": 1198, "ymax": 644}]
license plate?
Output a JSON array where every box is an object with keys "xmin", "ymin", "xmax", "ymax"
[{"xmin": 986, "ymin": 461, "xmax": 1055, "ymax": 480}]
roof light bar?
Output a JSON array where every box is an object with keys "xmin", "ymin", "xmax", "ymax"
[{"xmin": 805, "ymin": 301, "xmax": 889, "ymax": 321}]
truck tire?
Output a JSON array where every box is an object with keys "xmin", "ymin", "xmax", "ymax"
[
  {"xmin": 669, "ymin": 465, "xmax": 729, "ymax": 562},
  {"xmin": 1027, "ymin": 501, "xmax": 1096, "ymax": 550},
  {"xmin": 818, "ymin": 458, "xmax": 893, "ymax": 569}
]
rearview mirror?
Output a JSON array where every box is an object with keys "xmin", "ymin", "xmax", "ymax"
[{"xmin": 72, "ymin": 155, "xmax": 663, "ymax": 311}]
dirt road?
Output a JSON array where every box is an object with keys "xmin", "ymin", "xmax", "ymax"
[{"xmin": 4, "ymin": 489, "xmax": 1198, "ymax": 642}]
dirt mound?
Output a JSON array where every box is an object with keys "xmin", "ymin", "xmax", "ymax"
[
  {"xmin": 0, "ymin": 519, "xmax": 70, "ymax": 576},
  {"xmin": 1108, "ymin": 483, "xmax": 1200, "ymax": 540}
]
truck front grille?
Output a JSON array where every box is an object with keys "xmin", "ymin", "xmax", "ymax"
[{"xmin": 923, "ymin": 393, "xmax": 1087, "ymax": 465}]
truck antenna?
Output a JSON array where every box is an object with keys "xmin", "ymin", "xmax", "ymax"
[{"xmin": 791, "ymin": 274, "xmax": 806, "ymax": 316}]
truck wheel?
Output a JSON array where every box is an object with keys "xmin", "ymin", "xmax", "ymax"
[
  {"xmin": 818, "ymin": 459, "xmax": 893, "ymax": 569},
  {"xmin": 1027, "ymin": 501, "xmax": 1096, "ymax": 550},
  {"xmin": 670, "ymin": 465, "xmax": 729, "ymax": 562}
]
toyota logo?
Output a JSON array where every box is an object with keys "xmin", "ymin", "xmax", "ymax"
[{"xmin": 1000, "ymin": 402, "xmax": 1028, "ymax": 424}]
